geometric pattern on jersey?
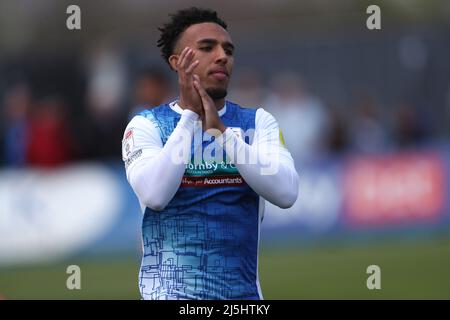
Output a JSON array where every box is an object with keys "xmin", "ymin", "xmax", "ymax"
[{"xmin": 137, "ymin": 101, "xmax": 261, "ymax": 300}]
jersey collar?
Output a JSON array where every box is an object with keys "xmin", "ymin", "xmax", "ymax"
[{"xmin": 169, "ymin": 100, "xmax": 227, "ymax": 117}]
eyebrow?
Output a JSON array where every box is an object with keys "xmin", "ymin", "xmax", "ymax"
[{"xmin": 197, "ymin": 38, "xmax": 235, "ymax": 51}]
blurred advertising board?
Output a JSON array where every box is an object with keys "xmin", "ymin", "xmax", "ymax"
[
  {"xmin": 0, "ymin": 149, "xmax": 449, "ymax": 265},
  {"xmin": 262, "ymin": 150, "xmax": 449, "ymax": 235},
  {"xmin": 342, "ymin": 152, "xmax": 446, "ymax": 228}
]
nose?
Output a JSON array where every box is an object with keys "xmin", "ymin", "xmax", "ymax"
[{"xmin": 215, "ymin": 46, "xmax": 228, "ymax": 65}]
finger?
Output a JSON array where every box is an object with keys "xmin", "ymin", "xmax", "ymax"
[
  {"xmin": 184, "ymin": 49, "xmax": 194, "ymax": 69},
  {"xmin": 193, "ymin": 77, "xmax": 213, "ymax": 108},
  {"xmin": 193, "ymin": 77, "xmax": 207, "ymax": 98},
  {"xmin": 193, "ymin": 74, "xmax": 202, "ymax": 86},
  {"xmin": 192, "ymin": 74, "xmax": 207, "ymax": 94},
  {"xmin": 177, "ymin": 48, "xmax": 189, "ymax": 70},
  {"xmin": 177, "ymin": 47, "xmax": 190, "ymax": 69},
  {"xmin": 185, "ymin": 60, "xmax": 199, "ymax": 74},
  {"xmin": 178, "ymin": 47, "xmax": 188, "ymax": 62},
  {"xmin": 179, "ymin": 48, "xmax": 194, "ymax": 69}
]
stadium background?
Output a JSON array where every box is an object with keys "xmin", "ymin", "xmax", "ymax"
[{"xmin": 1, "ymin": 0, "xmax": 450, "ymax": 299}]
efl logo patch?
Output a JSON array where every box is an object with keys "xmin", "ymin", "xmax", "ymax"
[{"xmin": 122, "ymin": 128, "xmax": 135, "ymax": 158}]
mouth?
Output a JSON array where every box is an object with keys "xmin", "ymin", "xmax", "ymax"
[{"xmin": 208, "ymin": 68, "xmax": 229, "ymax": 80}]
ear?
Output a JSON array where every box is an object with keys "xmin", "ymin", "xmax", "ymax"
[{"xmin": 168, "ymin": 54, "xmax": 179, "ymax": 71}]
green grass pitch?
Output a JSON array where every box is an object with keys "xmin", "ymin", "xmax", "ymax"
[{"xmin": 1, "ymin": 236, "xmax": 450, "ymax": 299}]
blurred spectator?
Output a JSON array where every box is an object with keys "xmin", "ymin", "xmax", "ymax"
[
  {"xmin": 130, "ymin": 67, "xmax": 171, "ymax": 117},
  {"xmin": 2, "ymin": 83, "xmax": 32, "ymax": 167},
  {"xmin": 228, "ymin": 68, "xmax": 265, "ymax": 107},
  {"xmin": 85, "ymin": 46, "xmax": 126, "ymax": 118},
  {"xmin": 393, "ymin": 100, "xmax": 430, "ymax": 148},
  {"xmin": 349, "ymin": 94, "xmax": 389, "ymax": 154},
  {"xmin": 445, "ymin": 84, "xmax": 450, "ymax": 140},
  {"xmin": 26, "ymin": 96, "xmax": 75, "ymax": 167},
  {"xmin": 326, "ymin": 108, "xmax": 350, "ymax": 155},
  {"xmin": 264, "ymin": 71, "xmax": 329, "ymax": 163},
  {"xmin": 79, "ymin": 105, "xmax": 126, "ymax": 160},
  {"xmin": 80, "ymin": 46, "xmax": 128, "ymax": 160}
]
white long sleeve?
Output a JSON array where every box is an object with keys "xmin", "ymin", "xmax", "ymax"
[
  {"xmin": 123, "ymin": 104, "xmax": 299, "ymax": 212},
  {"xmin": 122, "ymin": 109, "xmax": 198, "ymax": 211},
  {"xmin": 220, "ymin": 108, "xmax": 299, "ymax": 208}
]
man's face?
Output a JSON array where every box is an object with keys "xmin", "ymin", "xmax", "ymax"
[{"xmin": 171, "ymin": 22, "xmax": 234, "ymax": 100}]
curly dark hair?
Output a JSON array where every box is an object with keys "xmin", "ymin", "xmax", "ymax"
[{"xmin": 157, "ymin": 7, "xmax": 228, "ymax": 67}]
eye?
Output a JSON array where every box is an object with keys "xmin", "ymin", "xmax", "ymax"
[
  {"xmin": 225, "ymin": 48, "xmax": 234, "ymax": 56},
  {"xmin": 199, "ymin": 46, "xmax": 212, "ymax": 52}
]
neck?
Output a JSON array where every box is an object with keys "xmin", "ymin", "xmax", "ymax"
[{"xmin": 214, "ymin": 98, "xmax": 225, "ymax": 111}]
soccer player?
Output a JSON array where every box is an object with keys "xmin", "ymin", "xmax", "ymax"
[{"xmin": 122, "ymin": 7, "xmax": 299, "ymax": 300}]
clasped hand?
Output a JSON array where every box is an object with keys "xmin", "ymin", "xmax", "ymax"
[{"xmin": 176, "ymin": 47, "xmax": 226, "ymax": 133}]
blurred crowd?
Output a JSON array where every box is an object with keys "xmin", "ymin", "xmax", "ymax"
[
  {"xmin": 0, "ymin": 0, "xmax": 449, "ymax": 172},
  {"xmin": 0, "ymin": 55, "xmax": 173, "ymax": 168},
  {"xmin": 0, "ymin": 34, "xmax": 450, "ymax": 167},
  {"xmin": 0, "ymin": 60, "xmax": 446, "ymax": 169},
  {"xmin": 229, "ymin": 69, "xmax": 438, "ymax": 165}
]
